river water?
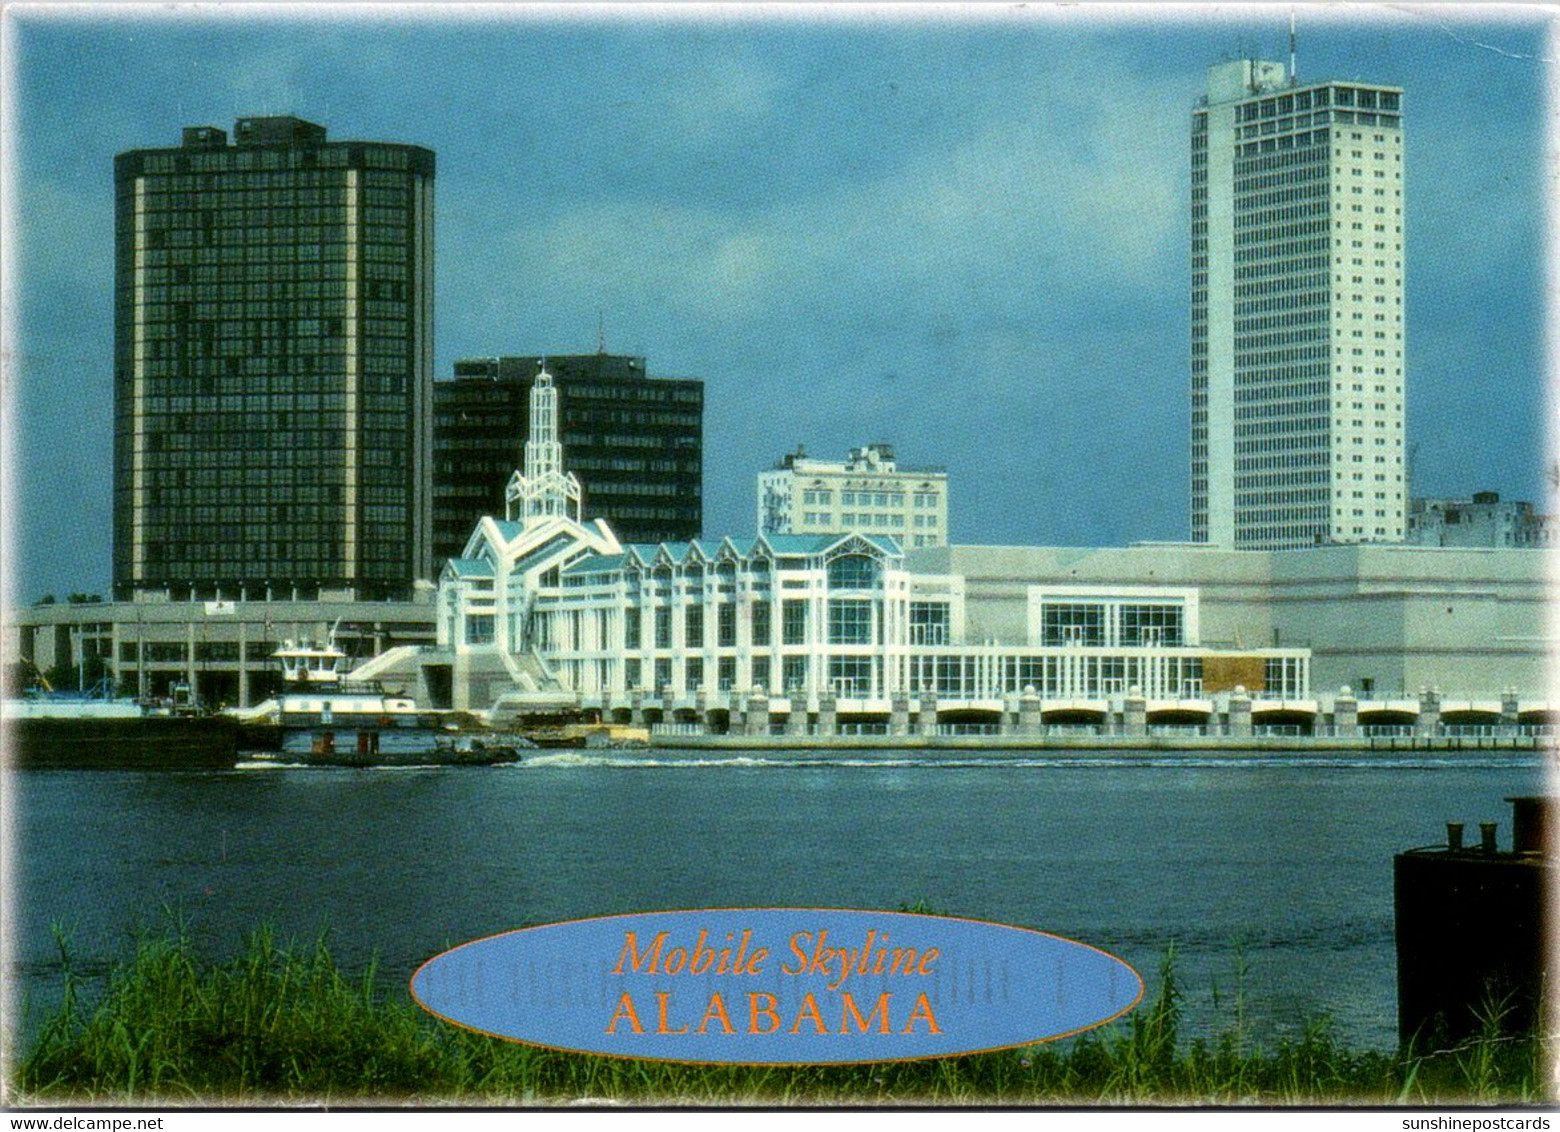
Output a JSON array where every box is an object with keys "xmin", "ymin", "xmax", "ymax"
[{"xmin": 4, "ymin": 746, "xmax": 1547, "ymax": 1052}]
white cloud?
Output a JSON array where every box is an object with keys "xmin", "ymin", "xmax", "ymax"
[
  {"xmin": 509, "ymin": 45, "xmax": 1188, "ymax": 343},
  {"xmin": 521, "ymin": 200, "xmax": 782, "ymax": 324},
  {"xmin": 649, "ymin": 50, "xmax": 788, "ymax": 148}
]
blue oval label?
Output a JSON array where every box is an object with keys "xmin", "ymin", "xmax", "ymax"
[{"xmin": 411, "ymin": 909, "xmax": 1142, "ymax": 1064}]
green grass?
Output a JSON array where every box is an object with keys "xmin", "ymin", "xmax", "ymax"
[{"xmin": 11, "ymin": 927, "xmax": 1549, "ymax": 1106}]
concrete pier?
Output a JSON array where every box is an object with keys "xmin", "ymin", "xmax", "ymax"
[
  {"xmin": 1417, "ymin": 689, "xmax": 1441, "ymax": 737},
  {"xmin": 1124, "ymin": 689, "xmax": 1147, "ymax": 737},
  {"xmin": 1227, "ymin": 688, "xmax": 1252, "ymax": 738},
  {"xmin": 816, "ymin": 693, "xmax": 837, "ymax": 737},
  {"xmin": 1334, "ymin": 688, "xmax": 1359, "ymax": 737},
  {"xmin": 1018, "ymin": 689, "xmax": 1043, "ymax": 735},
  {"xmin": 918, "ymin": 693, "xmax": 938, "ymax": 738},
  {"xmin": 745, "ymin": 691, "xmax": 769, "ymax": 736}
]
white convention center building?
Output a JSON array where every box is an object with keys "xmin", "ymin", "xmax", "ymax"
[{"xmin": 418, "ymin": 365, "xmax": 1314, "ymax": 736}]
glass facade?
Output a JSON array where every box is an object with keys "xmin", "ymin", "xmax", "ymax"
[
  {"xmin": 469, "ymin": 532, "xmax": 1308, "ymax": 711},
  {"xmin": 113, "ymin": 118, "xmax": 434, "ymax": 599},
  {"xmin": 1040, "ymin": 603, "xmax": 1107, "ymax": 647}
]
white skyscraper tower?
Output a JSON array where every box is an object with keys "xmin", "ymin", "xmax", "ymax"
[
  {"xmin": 1191, "ymin": 59, "xmax": 1407, "ymax": 548},
  {"xmin": 505, "ymin": 362, "xmax": 582, "ymax": 527}
]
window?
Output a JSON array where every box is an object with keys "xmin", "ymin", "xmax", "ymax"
[
  {"xmin": 828, "ymin": 599, "xmax": 874, "ymax": 645},
  {"xmin": 783, "ymin": 600, "xmax": 809, "ymax": 645},
  {"xmin": 684, "ymin": 607, "xmax": 703, "ymax": 648},
  {"xmin": 465, "ymin": 614, "xmax": 494, "ymax": 645},
  {"xmin": 783, "ymin": 655, "xmax": 808, "ymax": 692},
  {"xmin": 751, "ymin": 655, "xmax": 771, "ymax": 693},
  {"xmin": 829, "ymin": 656, "xmax": 873, "ymax": 697},
  {"xmin": 624, "ymin": 611, "xmax": 641, "ymax": 649},
  {"xmin": 1119, "ymin": 604, "xmax": 1184, "ymax": 647},
  {"xmin": 935, "ymin": 656, "xmax": 964, "ymax": 695},
  {"xmin": 827, "ymin": 554, "xmax": 878, "ymax": 590},
  {"xmin": 1041, "ymin": 603, "xmax": 1106, "ymax": 647},
  {"xmin": 751, "ymin": 602, "xmax": 772, "ymax": 646},
  {"xmin": 909, "ymin": 602, "xmax": 950, "ymax": 646},
  {"xmin": 718, "ymin": 604, "xmax": 736, "ymax": 647},
  {"xmin": 654, "ymin": 607, "xmax": 671, "ymax": 649}
]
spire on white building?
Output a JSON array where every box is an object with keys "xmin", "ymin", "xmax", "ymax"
[{"xmin": 506, "ymin": 360, "xmax": 583, "ymax": 526}]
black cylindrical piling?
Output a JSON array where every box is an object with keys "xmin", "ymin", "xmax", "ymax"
[
  {"xmin": 1510, "ymin": 796, "xmax": 1549, "ymax": 854},
  {"xmin": 1394, "ymin": 797, "xmax": 1551, "ymax": 1049}
]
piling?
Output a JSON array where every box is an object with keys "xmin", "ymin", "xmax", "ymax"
[
  {"xmin": 1394, "ymin": 796, "xmax": 1552, "ymax": 1048},
  {"xmin": 917, "ymin": 693, "xmax": 938, "ymax": 737},
  {"xmin": 745, "ymin": 690, "xmax": 769, "ymax": 736}
]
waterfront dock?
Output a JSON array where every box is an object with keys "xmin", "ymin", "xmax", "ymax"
[{"xmin": 648, "ymin": 731, "xmax": 1549, "ymax": 753}]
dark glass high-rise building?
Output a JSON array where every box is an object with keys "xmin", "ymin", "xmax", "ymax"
[
  {"xmin": 112, "ymin": 117, "xmax": 434, "ymax": 600},
  {"xmin": 433, "ymin": 354, "xmax": 702, "ymax": 569}
]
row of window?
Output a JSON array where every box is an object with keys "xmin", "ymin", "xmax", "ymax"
[
  {"xmin": 1233, "ymin": 380, "xmax": 1329, "ymax": 405},
  {"xmin": 138, "ymin": 189, "xmax": 354, "ymax": 209},
  {"xmin": 581, "ymin": 653, "xmax": 1300, "ymax": 700},
  {"xmin": 141, "ymin": 205, "xmax": 405, "ymax": 231},
  {"xmin": 1235, "ymin": 437, "xmax": 1329, "ymax": 456},
  {"xmin": 134, "ymin": 165, "xmax": 356, "ymax": 185},
  {"xmin": 1234, "ymin": 472, "xmax": 1330, "ymax": 491},
  {"xmin": 141, "ymin": 429, "xmax": 398, "ymax": 453},
  {"xmin": 1238, "ymin": 85, "xmax": 1398, "ymax": 122},
  {"xmin": 1234, "ymin": 401, "xmax": 1329, "ymax": 424},
  {"xmin": 138, "ymin": 148, "xmax": 418, "ymax": 177}
]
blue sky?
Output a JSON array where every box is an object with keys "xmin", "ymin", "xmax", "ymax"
[{"xmin": 4, "ymin": 5, "xmax": 1552, "ymax": 603}]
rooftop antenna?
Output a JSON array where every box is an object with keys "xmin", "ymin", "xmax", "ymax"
[
  {"xmin": 596, "ymin": 309, "xmax": 606, "ymax": 355},
  {"xmin": 1289, "ymin": 6, "xmax": 1297, "ymax": 84}
]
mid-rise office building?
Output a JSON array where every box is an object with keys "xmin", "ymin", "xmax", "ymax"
[
  {"xmin": 113, "ymin": 116, "xmax": 435, "ymax": 600},
  {"xmin": 757, "ymin": 444, "xmax": 948, "ymax": 548},
  {"xmin": 1408, "ymin": 492, "xmax": 1554, "ymax": 548},
  {"xmin": 432, "ymin": 354, "xmax": 702, "ymax": 568},
  {"xmin": 1191, "ymin": 60, "xmax": 1407, "ymax": 549}
]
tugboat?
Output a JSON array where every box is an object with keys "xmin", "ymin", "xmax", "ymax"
[
  {"xmin": 300, "ymin": 730, "xmax": 525, "ymax": 768},
  {"xmin": 273, "ymin": 624, "xmax": 420, "ymax": 728}
]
